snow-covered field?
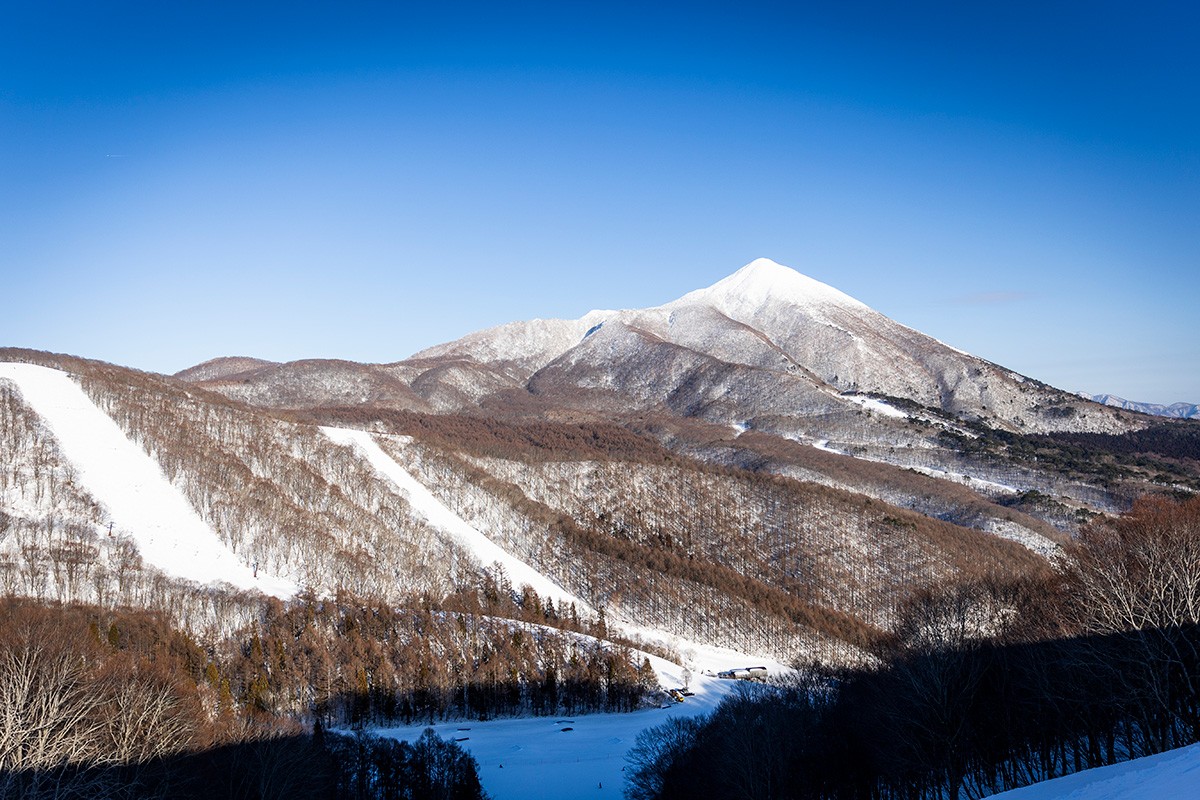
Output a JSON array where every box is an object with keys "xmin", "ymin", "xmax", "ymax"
[
  {"xmin": 989, "ymin": 742, "xmax": 1200, "ymax": 799},
  {"xmin": 0, "ymin": 363, "xmax": 295, "ymax": 596},
  {"xmin": 377, "ymin": 664, "xmax": 747, "ymax": 800}
]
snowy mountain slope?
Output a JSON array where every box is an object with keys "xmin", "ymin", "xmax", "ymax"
[
  {"xmin": 411, "ymin": 309, "xmax": 618, "ymax": 381},
  {"xmin": 0, "ymin": 362, "xmax": 295, "ymax": 597},
  {"xmin": 386, "ymin": 431, "xmax": 1056, "ymax": 657},
  {"xmin": 321, "ymin": 425, "xmax": 825, "ymax": 675},
  {"xmin": 526, "ymin": 319, "xmax": 842, "ymax": 420},
  {"xmin": 198, "ymin": 358, "xmax": 432, "ymax": 411},
  {"xmin": 397, "ymin": 357, "xmax": 531, "ymax": 411},
  {"xmin": 168, "ymin": 259, "xmax": 1170, "ymax": 541},
  {"xmin": 1, "ymin": 350, "xmax": 514, "ymax": 610},
  {"xmin": 2, "ymin": 351, "xmax": 887, "ymax": 663},
  {"xmin": 989, "ymin": 741, "xmax": 1200, "ymax": 800},
  {"xmin": 533, "ymin": 259, "xmax": 1136, "ymax": 434},
  {"xmin": 390, "ymin": 258, "xmax": 1138, "ymax": 435}
]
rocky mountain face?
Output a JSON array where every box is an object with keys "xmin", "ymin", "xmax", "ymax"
[{"xmin": 1, "ymin": 260, "xmax": 1196, "ymax": 668}]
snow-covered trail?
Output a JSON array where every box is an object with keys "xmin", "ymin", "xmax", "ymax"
[
  {"xmin": 0, "ymin": 362, "xmax": 295, "ymax": 597},
  {"xmin": 321, "ymin": 426, "xmax": 591, "ymax": 613}
]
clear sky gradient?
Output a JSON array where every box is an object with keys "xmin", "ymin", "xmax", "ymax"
[{"xmin": 3, "ymin": 2, "xmax": 1197, "ymax": 403}]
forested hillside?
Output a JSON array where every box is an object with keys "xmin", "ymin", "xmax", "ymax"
[{"xmin": 629, "ymin": 495, "xmax": 1200, "ymax": 800}]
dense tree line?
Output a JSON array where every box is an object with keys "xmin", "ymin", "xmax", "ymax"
[
  {"xmin": 936, "ymin": 414, "xmax": 1200, "ymax": 494},
  {"xmin": 218, "ymin": 584, "xmax": 657, "ymax": 727},
  {"xmin": 1044, "ymin": 422, "xmax": 1200, "ymax": 488},
  {"xmin": 629, "ymin": 495, "xmax": 1200, "ymax": 800},
  {"xmin": 301, "ymin": 406, "xmax": 676, "ymax": 465}
]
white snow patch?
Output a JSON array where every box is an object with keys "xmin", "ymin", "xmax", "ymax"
[
  {"xmin": 0, "ymin": 363, "xmax": 295, "ymax": 597},
  {"xmin": 844, "ymin": 394, "xmax": 909, "ymax": 419},
  {"xmin": 982, "ymin": 519, "xmax": 1061, "ymax": 560},
  {"xmin": 903, "ymin": 463, "xmax": 1021, "ymax": 495},
  {"xmin": 989, "ymin": 741, "xmax": 1200, "ymax": 800},
  {"xmin": 321, "ymin": 427, "xmax": 591, "ymax": 614}
]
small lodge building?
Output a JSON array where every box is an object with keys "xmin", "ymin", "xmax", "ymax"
[{"xmin": 716, "ymin": 666, "xmax": 768, "ymax": 681}]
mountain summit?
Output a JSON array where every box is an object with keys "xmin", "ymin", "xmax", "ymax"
[
  {"xmin": 672, "ymin": 257, "xmax": 869, "ymax": 315},
  {"xmin": 179, "ymin": 258, "xmax": 1137, "ymax": 438}
]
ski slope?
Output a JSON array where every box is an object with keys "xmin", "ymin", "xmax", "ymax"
[
  {"xmin": 321, "ymin": 426, "xmax": 591, "ymax": 613},
  {"xmin": 320, "ymin": 427, "xmax": 797, "ymax": 668},
  {"xmin": 989, "ymin": 742, "xmax": 1200, "ymax": 799},
  {"xmin": 0, "ymin": 362, "xmax": 295, "ymax": 597}
]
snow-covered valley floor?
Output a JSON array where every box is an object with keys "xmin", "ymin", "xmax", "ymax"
[
  {"xmin": 378, "ymin": 713, "xmax": 1200, "ymax": 800},
  {"xmin": 375, "ymin": 669, "xmax": 745, "ymax": 800}
]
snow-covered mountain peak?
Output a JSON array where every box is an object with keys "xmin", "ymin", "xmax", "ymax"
[{"xmin": 669, "ymin": 258, "xmax": 869, "ymax": 316}]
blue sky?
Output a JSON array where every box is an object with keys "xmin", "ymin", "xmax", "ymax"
[{"xmin": 3, "ymin": 2, "xmax": 1197, "ymax": 402}]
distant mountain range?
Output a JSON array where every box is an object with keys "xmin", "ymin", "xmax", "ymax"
[{"xmin": 1091, "ymin": 394, "xmax": 1200, "ymax": 420}]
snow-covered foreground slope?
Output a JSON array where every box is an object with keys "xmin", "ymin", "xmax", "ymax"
[
  {"xmin": 989, "ymin": 742, "xmax": 1200, "ymax": 799},
  {"xmin": 321, "ymin": 426, "xmax": 591, "ymax": 613},
  {"xmin": 377, "ymin": 651, "xmax": 747, "ymax": 800},
  {"xmin": 0, "ymin": 362, "xmax": 295, "ymax": 597}
]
